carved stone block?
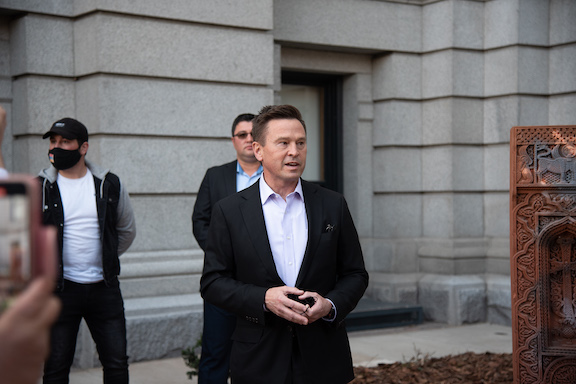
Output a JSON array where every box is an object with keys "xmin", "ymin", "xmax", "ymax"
[{"xmin": 510, "ymin": 126, "xmax": 576, "ymax": 383}]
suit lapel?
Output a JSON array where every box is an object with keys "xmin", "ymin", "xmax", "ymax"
[
  {"xmin": 239, "ymin": 181, "xmax": 283, "ymax": 283},
  {"xmin": 296, "ymin": 180, "xmax": 323, "ymax": 287}
]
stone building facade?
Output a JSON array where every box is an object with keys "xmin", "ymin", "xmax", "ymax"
[{"xmin": 1, "ymin": 0, "xmax": 575, "ymax": 367}]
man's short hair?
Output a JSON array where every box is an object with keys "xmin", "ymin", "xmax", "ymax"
[
  {"xmin": 231, "ymin": 113, "xmax": 256, "ymax": 136},
  {"xmin": 252, "ymin": 105, "xmax": 306, "ymax": 144}
]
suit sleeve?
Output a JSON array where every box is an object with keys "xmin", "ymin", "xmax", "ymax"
[
  {"xmin": 192, "ymin": 170, "xmax": 212, "ymax": 251},
  {"xmin": 200, "ymin": 201, "xmax": 268, "ymax": 324}
]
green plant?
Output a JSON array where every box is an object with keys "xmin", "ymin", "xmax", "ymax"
[{"xmin": 182, "ymin": 337, "xmax": 202, "ymax": 380}]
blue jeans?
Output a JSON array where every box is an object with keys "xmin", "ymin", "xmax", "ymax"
[
  {"xmin": 43, "ymin": 279, "xmax": 129, "ymax": 384},
  {"xmin": 198, "ymin": 301, "xmax": 236, "ymax": 384}
]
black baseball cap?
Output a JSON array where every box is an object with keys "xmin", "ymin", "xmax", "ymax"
[{"xmin": 43, "ymin": 118, "xmax": 89, "ymax": 143}]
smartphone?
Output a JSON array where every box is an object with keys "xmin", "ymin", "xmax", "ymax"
[
  {"xmin": 287, "ymin": 293, "xmax": 316, "ymax": 307},
  {"xmin": 0, "ymin": 175, "xmax": 40, "ymax": 312}
]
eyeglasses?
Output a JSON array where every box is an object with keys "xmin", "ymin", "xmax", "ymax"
[{"xmin": 233, "ymin": 132, "xmax": 252, "ymax": 140}]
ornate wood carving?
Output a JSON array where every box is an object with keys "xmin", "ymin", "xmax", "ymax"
[{"xmin": 511, "ymin": 126, "xmax": 576, "ymax": 383}]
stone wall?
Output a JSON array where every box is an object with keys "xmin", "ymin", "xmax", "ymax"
[{"xmin": 1, "ymin": 0, "xmax": 576, "ymax": 366}]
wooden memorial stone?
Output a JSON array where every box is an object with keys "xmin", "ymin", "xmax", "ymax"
[{"xmin": 510, "ymin": 125, "xmax": 576, "ymax": 383}]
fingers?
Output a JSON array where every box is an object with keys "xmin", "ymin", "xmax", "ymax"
[
  {"xmin": 264, "ymin": 287, "xmax": 334, "ymax": 326},
  {"xmin": 0, "ymin": 105, "xmax": 6, "ymax": 168},
  {"xmin": 34, "ymin": 294, "xmax": 61, "ymax": 330},
  {"xmin": 284, "ymin": 310, "xmax": 309, "ymax": 325},
  {"xmin": 281, "ymin": 290, "xmax": 321, "ymax": 324},
  {"xmin": 287, "ymin": 300, "xmax": 310, "ymax": 316},
  {"xmin": 0, "ymin": 105, "xmax": 6, "ymax": 141},
  {"xmin": 280, "ymin": 292, "xmax": 309, "ymax": 325},
  {"xmin": 7, "ymin": 277, "xmax": 55, "ymax": 320},
  {"xmin": 296, "ymin": 295, "xmax": 333, "ymax": 324},
  {"xmin": 265, "ymin": 286, "xmax": 308, "ymax": 325},
  {"xmin": 35, "ymin": 226, "xmax": 58, "ymax": 283}
]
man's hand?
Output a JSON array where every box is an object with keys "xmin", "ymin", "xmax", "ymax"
[
  {"xmin": 265, "ymin": 286, "xmax": 309, "ymax": 325},
  {"xmin": 0, "ymin": 226, "xmax": 61, "ymax": 384},
  {"xmin": 294, "ymin": 292, "xmax": 333, "ymax": 324},
  {"xmin": 264, "ymin": 287, "xmax": 334, "ymax": 325},
  {"xmin": 0, "ymin": 277, "xmax": 61, "ymax": 384}
]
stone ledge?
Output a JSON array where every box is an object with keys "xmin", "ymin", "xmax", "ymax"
[
  {"xmin": 125, "ymin": 293, "xmax": 203, "ymax": 317},
  {"xmin": 73, "ymin": 293, "xmax": 204, "ymax": 369},
  {"xmin": 121, "ymin": 274, "xmax": 201, "ymax": 298},
  {"xmin": 121, "ymin": 257, "xmax": 203, "ymax": 278},
  {"xmin": 367, "ymin": 272, "xmax": 512, "ymax": 326}
]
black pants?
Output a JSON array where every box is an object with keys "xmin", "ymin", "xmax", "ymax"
[
  {"xmin": 43, "ymin": 279, "xmax": 129, "ymax": 384},
  {"xmin": 198, "ymin": 301, "xmax": 236, "ymax": 384}
]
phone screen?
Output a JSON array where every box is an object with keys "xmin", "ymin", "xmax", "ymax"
[{"xmin": 0, "ymin": 181, "xmax": 32, "ymax": 311}]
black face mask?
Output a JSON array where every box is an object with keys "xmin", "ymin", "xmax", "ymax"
[{"xmin": 48, "ymin": 147, "xmax": 82, "ymax": 170}]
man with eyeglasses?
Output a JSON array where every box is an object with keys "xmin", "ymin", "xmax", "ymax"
[{"xmin": 192, "ymin": 113, "xmax": 263, "ymax": 384}]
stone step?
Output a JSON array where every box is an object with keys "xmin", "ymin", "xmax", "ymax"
[
  {"xmin": 120, "ymin": 274, "xmax": 201, "ymax": 299},
  {"xmin": 124, "ymin": 292, "xmax": 203, "ymax": 317},
  {"xmin": 120, "ymin": 250, "xmax": 204, "ymax": 278},
  {"xmin": 119, "ymin": 249, "xmax": 204, "ymax": 298},
  {"xmin": 346, "ymin": 297, "xmax": 423, "ymax": 332},
  {"xmin": 74, "ymin": 293, "xmax": 205, "ymax": 368},
  {"xmin": 125, "ymin": 293, "xmax": 204, "ymax": 363}
]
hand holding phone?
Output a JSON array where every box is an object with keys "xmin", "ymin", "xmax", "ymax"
[
  {"xmin": 0, "ymin": 176, "xmax": 40, "ymax": 312},
  {"xmin": 287, "ymin": 293, "xmax": 316, "ymax": 307},
  {"xmin": 0, "ymin": 224, "xmax": 60, "ymax": 384}
]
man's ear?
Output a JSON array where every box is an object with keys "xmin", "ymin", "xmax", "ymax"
[
  {"xmin": 79, "ymin": 141, "xmax": 89, "ymax": 156},
  {"xmin": 253, "ymin": 141, "xmax": 263, "ymax": 162}
]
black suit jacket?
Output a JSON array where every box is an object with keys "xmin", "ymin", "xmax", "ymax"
[
  {"xmin": 200, "ymin": 179, "xmax": 369, "ymax": 384},
  {"xmin": 192, "ymin": 160, "xmax": 237, "ymax": 250}
]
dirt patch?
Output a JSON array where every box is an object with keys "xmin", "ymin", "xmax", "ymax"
[{"xmin": 351, "ymin": 351, "xmax": 513, "ymax": 384}]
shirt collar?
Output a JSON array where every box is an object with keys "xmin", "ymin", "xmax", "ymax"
[
  {"xmin": 236, "ymin": 161, "xmax": 263, "ymax": 177},
  {"xmin": 259, "ymin": 176, "xmax": 303, "ymax": 205}
]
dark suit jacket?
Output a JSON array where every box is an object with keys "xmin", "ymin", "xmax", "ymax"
[
  {"xmin": 200, "ymin": 179, "xmax": 369, "ymax": 384},
  {"xmin": 192, "ymin": 160, "xmax": 237, "ymax": 250}
]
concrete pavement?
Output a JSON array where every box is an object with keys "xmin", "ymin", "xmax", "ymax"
[{"xmin": 68, "ymin": 322, "xmax": 513, "ymax": 383}]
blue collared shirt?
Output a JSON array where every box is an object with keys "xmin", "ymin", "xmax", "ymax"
[{"xmin": 236, "ymin": 162, "xmax": 263, "ymax": 192}]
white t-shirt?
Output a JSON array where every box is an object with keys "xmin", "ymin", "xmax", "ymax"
[{"xmin": 57, "ymin": 169, "xmax": 103, "ymax": 283}]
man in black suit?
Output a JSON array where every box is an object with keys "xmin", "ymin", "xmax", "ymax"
[
  {"xmin": 201, "ymin": 105, "xmax": 368, "ymax": 384},
  {"xmin": 192, "ymin": 113, "xmax": 262, "ymax": 384}
]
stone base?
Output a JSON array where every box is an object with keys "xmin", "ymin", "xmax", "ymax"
[
  {"xmin": 366, "ymin": 272, "xmax": 421, "ymax": 304},
  {"xmin": 485, "ymin": 274, "xmax": 511, "ymax": 326},
  {"xmin": 367, "ymin": 272, "xmax": 511, "ymax": 326},
  {"xmin": 419, "ymin": 274, "xmax": 486, "ymax": 325},
  {"xmin": 72, "ymin": 293, "xmax": 204, "ymax": 369}
]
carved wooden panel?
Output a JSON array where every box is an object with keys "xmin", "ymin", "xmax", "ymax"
[{"xmin": 511, "ymin": 126, "xmax": 576, "ymax": 383}]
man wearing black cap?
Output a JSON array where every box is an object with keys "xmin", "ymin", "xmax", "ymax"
[{"xmin": 39, "ymin": 117, "xmax": 136, "ymax": 384}]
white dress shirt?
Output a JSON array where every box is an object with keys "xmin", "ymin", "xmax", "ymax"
[{"xmin": 259, "ymin": 177, "xmax": 308, "ymax": 287}]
